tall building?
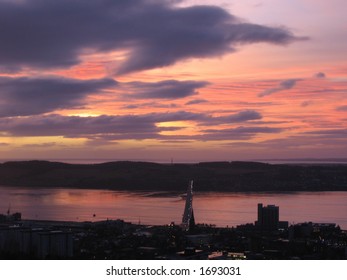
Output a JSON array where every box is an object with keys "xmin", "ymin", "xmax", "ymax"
[
  {"xmin": 256, "ymin": 203, "xmax": 279, "ymax": 231},
  {"xmin": 181, "ymin": 180, "xmax": 195, "ymax": 231},
  {"xmin": 0, "ymin": 227, "xmax": 73, "ymax": 259},
  {"xmin": 37, "ymin": 231, "xmax": 73, "ymax": 259}
]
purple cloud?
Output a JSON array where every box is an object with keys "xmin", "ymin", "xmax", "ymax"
[
  {"xmin": 0, "ymin": 110, "xmax": 263, "ymax": 140},
  {"xmin": 198, "ymin": 126, "xmax": 284, "ymax": 141},
  {"xmin": 304, "ymin": 129, "xmax": 347, "ymax": 138},
  {"xmin": 258, "ymin": 79, "xmax": 301, "ymax": 97},
  {"xmin": 336, "ymin": 105, "xmax": 347, "ymax": 111},
  {"xmin": 314, "ymin": 72, "xmax": 326, "ymax": 79},
  {"xmin": 0, "ymin": 76, "xmax": 117, "ymax": 117},
  {"xmin": 0, "ymin": 0, "xmax": 304, "ymax": 74},
  {"xmin": 301, "ymin": 101, "xmax": 313, "ymax": 107},
  {"xmin": 124, "ymin": 80, "xmax": 209, "ymax": 99},
  {"xmin": 185, "ymin": 99, "xmax": 209, "ymax": 105},
  {"xmin": 0, "ymin": 76, "xmax": 212, "ymax": 116}
]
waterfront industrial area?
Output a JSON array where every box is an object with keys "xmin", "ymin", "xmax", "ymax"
[{"xmin": 1, "ymin": 182, "xmax": 346, "ymax": 260}]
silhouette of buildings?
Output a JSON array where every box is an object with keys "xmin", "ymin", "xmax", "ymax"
[
  {"xmin": 1, "ymin": 200, "xmax": 346, "ymax": 260},
  {"xmin": 0, "ymin": 210, "xmax": 21, "ymax": 223},
  {"xmin": 0, "ymin": 226, "xmax": 73, "ymax": 259},
  {"xmin": 255, "ymin": 203, "xmax": 289, "ymax": 231},
  {"xmin": 256, "ymin": 203, "xmax": 279, "ymax": 231}
]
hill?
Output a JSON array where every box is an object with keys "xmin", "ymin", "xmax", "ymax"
[{"xmin": 0, "ymin": 160, "xmax": 347, "ymax": 192}]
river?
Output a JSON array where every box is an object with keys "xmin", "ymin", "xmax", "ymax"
[{"xmin": 1, "ymin": 186, "xmax": 346, "ymax": 229}]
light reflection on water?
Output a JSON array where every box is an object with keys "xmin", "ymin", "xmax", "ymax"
[{"xmin": 1, "ymin": 186, "xmax": 347, "ymax": 229}]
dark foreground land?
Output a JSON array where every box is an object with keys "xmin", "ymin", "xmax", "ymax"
[
  {"xmin": 0, "ymin": 160, "xmax": 347, "ymax": 192},
  {"xmin": 1, "ymin": 160, "xmax": 347, "ymax": 260},
  {"xmin": 1, "ymin": 219, "xmax": 346, "ymax": 260}
]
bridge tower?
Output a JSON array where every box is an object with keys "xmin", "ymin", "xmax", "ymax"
[{"xmin": 181, "ymin": 180, "xmax": 195, "ymax": 231}]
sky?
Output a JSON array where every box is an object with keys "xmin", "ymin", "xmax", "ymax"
[{"xmin": 0, "ymin": 0, "xmax": 346, "ymax": 162}]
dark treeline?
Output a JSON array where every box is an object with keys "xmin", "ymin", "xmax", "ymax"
[{"xmin": 0, "ymin": 160, "xmax": 347, "ymax": 192}]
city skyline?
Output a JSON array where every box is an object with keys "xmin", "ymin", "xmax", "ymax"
[{"xmin": 0, "ymin": 0, "xmax": 346, "ymax": 162}]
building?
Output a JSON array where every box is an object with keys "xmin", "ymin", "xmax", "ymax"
[
  {"xmin": 256, "ymin": 203, "xmax": 279, "ymax": 231},
  {"xmin": 0, "ymin": 212, "xmax": 21, "ymax": 223},
  {"xmin": 0, "ymin": 226, "xmax": 73, "ymax": 259},
  {"xmin": 37, "ymin": 231, "xmax": 73, "ymax": 259}
]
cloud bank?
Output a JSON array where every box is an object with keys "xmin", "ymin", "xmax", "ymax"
[
  {"xmin": 0, "ymin": 110, "xmax": 264, "ymax": 141},
  {"xmin": 0, "ymin": 76, "xmax": 117, "ymax": 117},
  {"xmin": 0, "ymin": 76, "xmax": 213, "ymax": 116},
  {"xmin": 0, "ymin": 0, "xmax": 303, "ymax": 74}
]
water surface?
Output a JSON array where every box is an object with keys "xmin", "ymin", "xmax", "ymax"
[{"xmin": 1, "ymin": 186, "xmax": 346, "ymax": 229}]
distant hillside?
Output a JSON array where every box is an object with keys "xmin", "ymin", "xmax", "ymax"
[{"xmin": 0, "ymin": 160, "xmax": 347, "ymax": 192}]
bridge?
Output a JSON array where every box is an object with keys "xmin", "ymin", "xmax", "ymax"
[{"xmin": 181, "ymin": 180, "xmax": 194, "ymax": 230}]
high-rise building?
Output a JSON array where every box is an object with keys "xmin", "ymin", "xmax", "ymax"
[
  {"xmin": 256, "ymin": 203, "xmax": 279, "ymax": 231},
  {"xmin": 37, "ymin": 231, "xmax": 73, "ymax": 259}
]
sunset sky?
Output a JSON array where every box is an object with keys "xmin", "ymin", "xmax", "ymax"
[{"xmin": 0, "ymin": 0, "xmax": 346, "ymax": 162}]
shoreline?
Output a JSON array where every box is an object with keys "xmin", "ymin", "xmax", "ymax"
[{"xmin": 13, "ymin": 218, "xmax": 347, "ymax": 231}]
